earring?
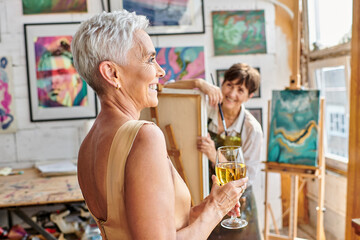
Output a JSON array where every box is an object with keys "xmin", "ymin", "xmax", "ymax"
[{"xmin": 116, "ymin": 83, "xmax": 120, "ymax": 90}]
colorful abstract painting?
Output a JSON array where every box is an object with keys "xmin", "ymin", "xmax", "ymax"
[
  {"xmin": 212, "ymin": 10, "xmax": 267, "ymax": 56},
  {"xmin": 0, "ymin": 57, "xmax": 16, "ymax": 133},
  {"xmin": 34, "ymin": 36, "xmax": 88, "ymax": 108},
  {"xmin": 22, "ymin": 0, "xmax": 87, "ymax": 15},
  {"xmin": 267, "ymin": 90, "xmax": 321, "ymax": 166},
  {"xmin": 156, "ymin": 46, "xmax": 205, "ymax": 84},
  {"xmin": 123, "ymin": 0, "xmax": 190, "ymax": 26}
]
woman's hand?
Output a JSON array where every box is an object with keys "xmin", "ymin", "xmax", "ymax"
[
  {"xmin": 198, "ymin": 80, "xmax": 222, "ymax": 106},
  {"xmin": 208, "ymin": 175, "xmax": 247, "ymax": 219},
  {"xmin": 189, "ymin": 175, "xmax": 247, "ymax": 225},
  {"xmin": 227, "ymin": 201, "xmax": 241, "ymax": 217},
  {"xmin": 197, "ymin": 134, "xmax": 216, "ymax": 163}
]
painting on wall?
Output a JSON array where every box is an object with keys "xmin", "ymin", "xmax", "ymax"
[
  {"xmin": 248, "ymin": 108, "xmax": 262, "ymax": 129},
  {"xmin": 24, "ymin": 23, "xmax": 97, "ymax": 122},
  {"xmin": 109, "ymin": 0, "xmax": 205, "ymax": 35},
  {"xmin": 156, "ymin": 46, "xmax": 205, "ymax": 84},
  {"xmin": 0, "ymin": 56, "xmax": 16, "ymax": 133},
  {"xmin": 22, "ymin": 0, "xmax": 87, "ymax": 15},
  {"xmin": 216, "ymin": 67, "xmax": 261, "ymax": 98},
  {"xmin": 212, "ymin": 10, "xmax": 267, "ymax": 56},
  {"xmin": 267, "ymin": 90, "xmax": 321, "ymax": 166}
]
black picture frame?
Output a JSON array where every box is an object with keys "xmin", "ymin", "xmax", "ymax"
[
  {"xmin": 247, "ymin": 107, "xmax": 263, "ymax": 128},
  {"xmin": 24, "ymin": 22, "xmax": 98, "ymax": 122}
]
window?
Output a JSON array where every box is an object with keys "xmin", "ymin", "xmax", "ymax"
[
  {"xmin": 307, "ymin": 0, "xmax": 352, "ymax": 50},
  {"xmin": 308, "ymin": 56, "xmax": 350, "ymax": 170}
]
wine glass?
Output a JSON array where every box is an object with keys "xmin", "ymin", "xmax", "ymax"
[{"xmin": 215, "ymin": 146, "xmax": 247, "ymax": 229}]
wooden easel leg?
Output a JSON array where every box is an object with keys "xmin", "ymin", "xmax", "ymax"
[
  {"xmin": 264, "ymin": 175, "xmax": 269, "ymax": 240},
  {"xmin": 316, "ymin": 170, "xmax": 326, "ymax": 240},
  {"xmin": 268, "ymin": 203, "xmax": 280, "ymax": 235},
  {"xmin": 317, "ymin": 99, "xmax": 326, "ymax": 240},
  {"xmin": 165, "ymin": 124, "xmax": 195, "ymax": 207},
  {"xmin": 289, "ymin": 175, "xmax": 299, "ymax": 239}
]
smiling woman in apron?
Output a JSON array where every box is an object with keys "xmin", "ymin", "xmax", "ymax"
[{"xmin": 165, "ymin": 63, "xmax": 263, "ymax": 239}]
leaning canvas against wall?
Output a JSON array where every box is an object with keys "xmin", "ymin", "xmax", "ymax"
[
  {"xmin": 156, "ymin": 46, "xmax": 205, "ymax": 84},
  {"xmin": 267, "ymin": 90, "xmax": 320, "ymax": 166},
  {"xmin": 0, "ymin": 56, "xmax": 16, "ymax": 133},
  {"xmin": 212, "ymin": 10, "xmax": 267, "ymax": 56}
]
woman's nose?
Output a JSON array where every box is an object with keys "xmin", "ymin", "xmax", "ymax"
[
  {"xmin": 228, "ymin": 87, "xmax": 237, "ymax": 97},
  {"xmin": 157, "ymin": 63, "xmax": 166, "ymax": 78}
]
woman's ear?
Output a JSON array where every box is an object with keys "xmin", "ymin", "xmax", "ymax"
[
  {"xmin": 248, "ymin": 92, "xmax": 254, "ymax": 99},
  {"xmin": 98, "ymin": 61, "xmax": 120, "ymax": 88}
]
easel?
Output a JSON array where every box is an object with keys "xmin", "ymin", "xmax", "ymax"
[
  {"xmin": 263, "ymin": 98, "xmax": 325, "ymax": 240},
  {"xmin": 264, "ymin": 0, "xmax": 325, "ymax": 238},
  {"xmin": 149, "ymin": 85, "xmax": 195, "ymax": 206}
]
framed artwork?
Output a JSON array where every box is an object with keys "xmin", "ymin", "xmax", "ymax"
[
  {"xmin": 0, "ymin": 56, "xmax": 16, "ymax": 133},
  {"xmin": 215, "ymin": 69, "xmax": 226, "ymax": 87},
  {"xmin": 156, "ymin": 46, "xmax": 205, "ymax": 84},
  {"xmin": 216, "ymin": 67, "xmax": 261, "ymax": 98},
  {"xmin": 22, "ymin": 0, "xmax": 87, "ymax": 15},
  {"xmin": 140, "ymin": 88, "xmax": 209, "ymax": 204},
  {"xmin": 24, "ymin": 23, "xmax": 98, "ymax": 122},
  {"xmin": 212, "ymin": 10, "xmax": 267, "ymax": 56},
  {"xmin": 247, "ymin": 108, "xmax": 262, "ymax": 129},
  {"xmin": 267, "ymin": 90, "xmax": 321, "ymax": 166},
  {"xmin": 108, "ymin": 0, "xmax": 205, "ymax": 35}
]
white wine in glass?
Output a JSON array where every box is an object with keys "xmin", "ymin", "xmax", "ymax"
[{"xmin": 215, "ymin": 146, "xmax": 248, "ymax": 229}]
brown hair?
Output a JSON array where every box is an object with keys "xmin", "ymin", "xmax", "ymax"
[{"xmin": 223, "ymin": 63, "xmax": 260, "ymax": 95}]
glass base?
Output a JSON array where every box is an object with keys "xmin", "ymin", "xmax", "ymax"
[{"xmin": 221, "ymin": 218, "xmax": 248, "ymax": 229}]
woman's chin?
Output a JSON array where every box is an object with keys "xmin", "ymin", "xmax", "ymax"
[{"xmin": 148, "ymin": 99, "xmax": 159, "ymax": 108}]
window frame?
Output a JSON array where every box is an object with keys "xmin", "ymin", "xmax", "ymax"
[{"xmin": 308, "ymin": 54, "xmax": 350, "ymax": 174}]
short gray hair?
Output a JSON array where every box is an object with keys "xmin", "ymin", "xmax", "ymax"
[{"xmin": 71, "ymin": 10, "xmax": 149, "ymax": 93}]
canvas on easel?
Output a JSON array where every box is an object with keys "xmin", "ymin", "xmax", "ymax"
[
  {"xmin": 140, "ymin": 88, "xmax": 209, "ymax": 205},
  {"xmin": 268, "ymin": 90, "xmax": 321, "ymax": 166},
  {"xmin": 264, "ymin": 94, "xmax": 326, "ymax": 240}
]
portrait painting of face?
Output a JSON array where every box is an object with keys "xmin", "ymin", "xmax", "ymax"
[{"xmin": 34, "ymin": 36, "xmax": 88, "ymax": 108}]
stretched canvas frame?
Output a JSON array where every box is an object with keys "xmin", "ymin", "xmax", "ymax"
[
  {"xmin": 108, "ymin": 0, "xmax": 205, "ymax": 35},
  {"xmin": 24, "ymin": 22, "xmax": 97, "ymax": 122},
  {"xmin": 140, "ymin": 88, "xmax": 209, "ymax": 204}
]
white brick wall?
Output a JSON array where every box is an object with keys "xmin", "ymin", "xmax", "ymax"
[{"xmin": 0, "ymin": 0, "xmax": 104, "ymax": 168}]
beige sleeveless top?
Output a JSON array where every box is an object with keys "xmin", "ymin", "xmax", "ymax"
[{"xmin": 93, "ymin": 120, "xmax": 152, "ymax": 240}]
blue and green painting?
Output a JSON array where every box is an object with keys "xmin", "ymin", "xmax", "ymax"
[{"xmin": 267, "ymin": 90, "xmax": 320, "ymax": 166}]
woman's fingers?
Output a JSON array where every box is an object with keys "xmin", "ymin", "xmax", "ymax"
[
  {"xmin": 205, "ymin": 84, "xmax": 222, "ymax": 106},
  {"xmin": 231, "ymin": 177, "xmax": 248, "ymax": 189}
]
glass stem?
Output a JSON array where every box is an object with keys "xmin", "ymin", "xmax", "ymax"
[{"xmin": 230, "ymin": 212, "xmax": 237, "ymax": 223}]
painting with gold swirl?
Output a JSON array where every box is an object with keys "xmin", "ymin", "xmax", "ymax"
[{"xmin": 267, "ymin": 90, "xmax": 320, "ymax": 166}]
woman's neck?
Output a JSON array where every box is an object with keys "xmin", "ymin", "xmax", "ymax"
[
  {"xmin": 99, "ymin": 93, "xmax": 140, "ymax": 120},
  {"xmin": 222, "ymin": 105, "xmax": 242, "ymax": 121}
]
